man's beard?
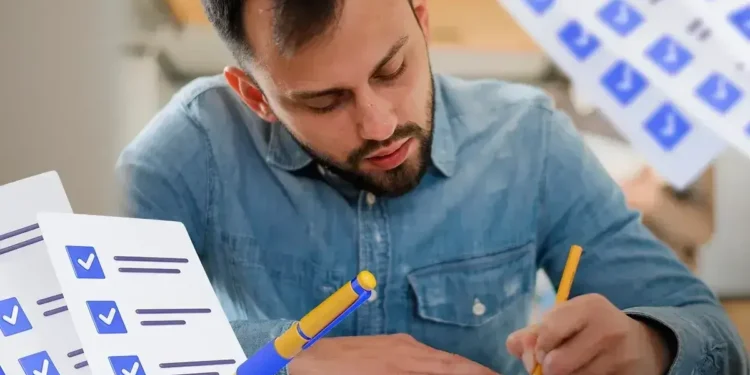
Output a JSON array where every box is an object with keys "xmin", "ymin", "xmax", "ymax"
[{"xmin": 300, "ymin": 80, "xmax": 435, "ymax": 198}]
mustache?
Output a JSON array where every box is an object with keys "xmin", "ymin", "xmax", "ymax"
[{"xmin": 347, "ymin": 122, "xmax": 426, "ymax": 166}]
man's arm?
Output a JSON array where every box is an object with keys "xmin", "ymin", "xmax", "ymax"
[
  {"xmin": 115, "ymin": 106, "xmax": 298, "ymax": 374},
  {"xmin": 535, "ymin": 106, "xmax": 749, "ymax": 374}
]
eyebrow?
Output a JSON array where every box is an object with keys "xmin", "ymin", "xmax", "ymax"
[{"xmin": 288, "ymin": 35, "xmax": 410, "ymax": 101}]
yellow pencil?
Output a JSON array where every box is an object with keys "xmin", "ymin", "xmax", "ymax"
[{"xmin": 532, "ymin": 245, "xmax": 583, "ymax": 375}]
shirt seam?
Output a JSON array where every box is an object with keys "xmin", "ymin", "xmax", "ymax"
[{"xmin": 175, "ymin": 101, "xmax": 217, "ymax": 253}]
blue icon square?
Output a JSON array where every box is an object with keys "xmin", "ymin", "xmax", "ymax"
[
  {"xmin": 0, "ymin": 365, "xmax": 5, "ymax": 375},
  {"xmin": 644, "ymin": 103, "xmax": 691, "ymax": 151},
  {"xmin": 86, "ymin": 300, "xmax": 127, "ymax": 334},
  {"xmin": 109, "ymin": 355, "xmax": 146, "ymax": 375},
  {"xmin": 558, "ymin": 20, "xmax": 601, "ymax": 61},
  {"xmin": 646, "ymin": 35, "xmax": 693, "ymax": 75},
  {"xmin": 745, "ymin": 122, "xmax": 750, "ymax": 137},
  {"xmin": 524, "ymin": 0, "xmax": 554, "ymax": 15},
  {"xmin": 18, "ymin": 351, "xmax": 61, "ymax": 375},
  {"xmin": 0, "ymin": 297, "xmax": 33, "ymax": 337},
  {"xmin": 598, "ymin": 0, "xmax": 644, "ymax": 37},
  {"xmin": 66, "ymin": 245, "xmax": 105, "ymax": 279},
  {"xmin": 601, "ymin": 60, "xmax": 648, "ymax": 106},
  {"xmin": 695, "ymin": 73, "xmax": 743, "ymax": 114},
  {"xmin": 729, "ymin": 5, "xmax": 750, "ymax": 40}
]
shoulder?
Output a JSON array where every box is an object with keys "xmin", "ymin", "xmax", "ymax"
[{"xmin": 117, "ymin": 74, "xmax": 263, "ymax": 177}]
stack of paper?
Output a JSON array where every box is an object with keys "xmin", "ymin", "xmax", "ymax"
[{"xmin": 0, "ymin": 172, "xmax": 246, "ymax": 375}]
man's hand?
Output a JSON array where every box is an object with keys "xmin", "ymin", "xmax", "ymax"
[
  {"xmin": 288, "ymin": 333, "xmax": 499, "ymax": 375},
  {"xmin": 506, "ymin": 294, "xmax": 673, "ymax": 375}
]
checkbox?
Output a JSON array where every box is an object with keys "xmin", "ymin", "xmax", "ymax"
[
  {"xmin": 0, "ymin": 297, "xmax": 33, "ymax": 337},
  {"xmin": 0, "ymin": 364, "xmax": 5, "ymax": 375},
  {"xmin": 109, "ymin": 355, "xmax": 146, "ymax": 375},
  {"xmin": 86, "ymin": 301, "xmax": 127, "ymax": 334},
  {"xmin": 66, "ymin": 245, "xmax": 106, "ymax": 279},
  {"xmin": 18, "ymin": 351, "xmax": 60, "ymax": 375}
]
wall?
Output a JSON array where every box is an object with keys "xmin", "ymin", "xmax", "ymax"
[{"xmin": 0, "ymin": 1, "xmax": 124, "ymax": 215}]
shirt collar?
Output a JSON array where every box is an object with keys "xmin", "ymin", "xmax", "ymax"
[{"xmin": 265, "ymin": 75, "xmax": 456, "ymax": 177}]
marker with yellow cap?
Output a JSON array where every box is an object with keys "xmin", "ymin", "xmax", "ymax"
[{"xmin": 235, "ymin": 270, "xmax": 377, "ymax": 375}]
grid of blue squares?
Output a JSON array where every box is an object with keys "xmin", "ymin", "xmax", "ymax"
[{"xmin": 524, "ymin": 0, "xmax": 747, "ymax": 151}]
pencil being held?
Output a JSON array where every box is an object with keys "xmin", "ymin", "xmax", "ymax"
[{"xmin": 506, "ymin": 245, "xmax": 674, "ymax": 375}]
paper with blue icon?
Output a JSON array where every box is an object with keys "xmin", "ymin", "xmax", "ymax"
[
  {"xmin": 0, "ymin": 172, "xmax": 92, "ymax": 375},
  {"xmin": 36, "ymin": 213, "xmax": 247, "ymax": 375},
  {"xmin": 500, "ymin": 0, "xmax": 750, "ymax": 189}
]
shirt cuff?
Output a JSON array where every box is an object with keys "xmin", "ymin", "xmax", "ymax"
[{"xmin": 624, "ymin": 306, "xmax": 726, "ymax": 374}]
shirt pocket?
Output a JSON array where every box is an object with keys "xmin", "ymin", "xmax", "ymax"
[{"xmin": 407, "ymin": 241, "xmax": 536, "ymax": 328}]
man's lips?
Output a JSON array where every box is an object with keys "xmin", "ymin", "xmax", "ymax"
[{"xmin": 365, "ymin": 138, "xmax": 411, "ymax": 159}]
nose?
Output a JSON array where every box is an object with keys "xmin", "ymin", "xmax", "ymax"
[{"xmin": 357, "ymin": 90, "xmax": 397, "ymax": 141}]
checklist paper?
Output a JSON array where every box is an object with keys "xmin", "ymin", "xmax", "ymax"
[
  {"xmin": 0, "ymin": 172, "xmax": 92, "ymax": 375},
  {"xmin": 36, "ymin": 213, "xmax": 247, "ymax": 375},
  {"xmin": 498, "ymin": 0, "xmax": 750, "ymax": 189}
]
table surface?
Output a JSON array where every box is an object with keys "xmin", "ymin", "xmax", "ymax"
[{"xmin": 722, "ymin": 299, "xmax": 750, "ymax": 352}]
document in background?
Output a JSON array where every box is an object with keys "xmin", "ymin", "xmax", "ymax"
[
  {"xmin": 37, "ymin": 213, "xmax": 247, "ymax": 375},
  {"xmin": 498, "ymin": 0, "xmax": 749, "ymax": 190},
  {"xmin": 0, "ymin": 172, "xmax": 92, "ymax": 375}
]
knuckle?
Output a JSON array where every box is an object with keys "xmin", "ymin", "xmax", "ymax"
[{"xmin": 393, "ymin": 333, "xmax": 416, "ymax": 343}]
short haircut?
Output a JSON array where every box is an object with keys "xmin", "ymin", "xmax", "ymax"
[
  {"xmin": 201, "ymin": 0, "xmax": 414, "ymax": 67},
  {"xmin": 201, "ymin": 0, "xmax": 344, "ymax": 66}
]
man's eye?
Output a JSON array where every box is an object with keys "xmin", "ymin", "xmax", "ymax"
[
  {"xmin": 375, "ymin": 61, "xmax": 407, "ymax": 81},
  {"xmin": 306, "ymin": 99, "xmax": 340, "ymax": 113}
]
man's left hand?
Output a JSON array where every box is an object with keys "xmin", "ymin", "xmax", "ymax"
[{"xmin": 506, "ymin": 294, "xmax": 673, "ymax": 375}]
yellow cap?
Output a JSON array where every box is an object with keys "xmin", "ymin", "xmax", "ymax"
[{"xmin": 357, "ymin": 270, "xmax": 377, "ymax": 291}]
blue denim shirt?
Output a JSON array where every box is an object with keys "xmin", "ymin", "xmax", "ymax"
[{"xmin": 117, "ymin": 74, "xmax": 748, "ymax": 375}]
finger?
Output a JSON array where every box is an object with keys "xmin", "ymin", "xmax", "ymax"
[
  {"xmin": 540, "ymin": 323, "xmax": 604, "ymax": 375},
  {"xmin": 535, "ymin": 298, "xmax": 590, "ymax": 362},
  {"xmin": 568, "ymin": 350, "xmax": 616, "ymax": 375},
  {"xmin": 506, "ymin": 324, "xmax": 538, "ymax": 357}
]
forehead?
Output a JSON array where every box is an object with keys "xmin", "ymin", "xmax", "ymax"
[{"xmin": 243, "ymin": 0, "xmax": 415, "ymax": 90}]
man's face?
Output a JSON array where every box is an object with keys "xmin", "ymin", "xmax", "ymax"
[{"xmin": 229, "ymin": 0, "xmax": 434, "ymax": 197}]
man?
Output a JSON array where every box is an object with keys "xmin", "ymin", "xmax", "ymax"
[{"xmin": 116, "ymin": 0, "xmax": 749, "ymax": 374}]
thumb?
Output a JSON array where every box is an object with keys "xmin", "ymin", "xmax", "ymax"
[{"xmin": 506, "ymin": 325, "xmax": 539, "ymax": 358}]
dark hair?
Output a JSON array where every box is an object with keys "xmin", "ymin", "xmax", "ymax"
[
  {"xmin": 201, "ymin": 0, "xmax": 344, "ymax": 66},
  {"xmin": 201, "ymin": 0, "xmax": 414, "ymax": 68}
]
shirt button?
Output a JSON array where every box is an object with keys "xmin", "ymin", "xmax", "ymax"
[
  {"xmin": 366, "ymin": 192, "xmax": 376, "ymax": 206},
  {"xmin": 368, "ymin": 289, "xmax": 378, "ymax": 302},
  {"xmin": 472, "ymin": 298, "xmax": 486, "ymax": 316}
]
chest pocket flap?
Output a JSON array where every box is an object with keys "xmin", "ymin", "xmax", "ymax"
[{"xmin": 407, "ymin": 243, "xmax": 535, "ymax": 327}]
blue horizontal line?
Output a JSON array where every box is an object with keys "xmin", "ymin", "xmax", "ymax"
[
  {"xmin": 0, "ymin": 223, "xmax": 39, "ymax": 241},
  {"xmin": 0, "ymin": 236, "xmax": 43, "ymax": 256}
]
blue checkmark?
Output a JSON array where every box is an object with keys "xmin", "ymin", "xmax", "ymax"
[
  {"xmin": 601, "ymin": 60, "xmax": 648, "ymax": 106},
  {"xmin": 18, "ymin": 351, "xmax": 60, "ymax": 375},
  {"xmin": 695, "ymin": 73, "xmax": 743, "ymax": 114},
  {"xmin": 66, "ymin": 245, "xmax": 105, "ymax": 279},
  {"xmin": 87, "ymin": 301, "xmax": 127, "ymax": 334},
  {"xmin": 644, "ymin": 102, "xmax": 692, "ymax": 151},
  {"xmin": 598, "ymin": 0, "xmax": 644, "ymax": 37},
  {"xmin": 109, "ymin": 355, "xmax": 146, "ymax": 375},
  {"xmin": 0, "ymin": 297, "xmax": 33, "ymax": 337},
  {"xmin": 558, "ymin": 20, "xmax": 601, "ymax": 61},
  {"xmin": 729, "ymin": 5, "xmax": 750, "ymax": 40},
  {"xmin": 524, "ymin": 0, "xmax": 554, "ymax": 15},
  {"xmin": 646, "ymin": 35, "xmax": 693, "ymax": 76}
]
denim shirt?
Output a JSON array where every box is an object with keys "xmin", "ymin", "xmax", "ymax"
[{"xmin": 116, "ymin": 74, "xmax": 748, "ymax": 375}]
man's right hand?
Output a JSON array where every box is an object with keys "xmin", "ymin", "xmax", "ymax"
[{"xmin": 287, "ymin": 333, "xmax": 499, "ymax": 375}]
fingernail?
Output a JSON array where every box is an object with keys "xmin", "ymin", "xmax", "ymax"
[
  {"xmin": 522, "ymin": 351, "xmax": 535, "ymax": 373},
  {"xmin": 536, "ymin": 350, "xmax": 546, "ymax": 366}
]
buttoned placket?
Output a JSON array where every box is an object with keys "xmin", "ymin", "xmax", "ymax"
[{"xmin": 356, "ymin": 190, "xmax": 390, "ymax": 335}]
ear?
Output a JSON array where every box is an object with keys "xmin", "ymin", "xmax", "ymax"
[
  {"xmin": 223, "ymin": 66, "xmax": 278, "ymax": 122},
  {"xmin": 411, "ymin": 0, "xmax": 430, "ymax": 40}
]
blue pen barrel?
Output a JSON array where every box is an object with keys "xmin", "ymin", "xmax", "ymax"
[{"xmin": 236, "ymin": 340, "xmax": 290, "ymax": 375}]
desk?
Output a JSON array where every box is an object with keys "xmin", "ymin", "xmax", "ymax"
[{"xmin": 722, "ymin": 299, "xmax": 750, "ymax": 352}]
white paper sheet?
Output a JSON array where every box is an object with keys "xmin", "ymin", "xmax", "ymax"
[
  {"xmin": 0, "ymin": 172, "xmax": 92, "ymax": 375},
  {"xmin": 36, "ymin": 213, "xmax": 247, "ymax": 375},
  {"xmin": 499, "ymin": 0, "xmax": 750, "ymax": 189}
]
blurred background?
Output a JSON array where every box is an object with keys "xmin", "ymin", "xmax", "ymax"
[{"xmin": 1, "ymin": 0, "xmax": 748, "ymax": 347}]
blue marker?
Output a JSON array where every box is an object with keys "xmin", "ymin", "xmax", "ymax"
[{"xmin": 235, "ymin": 271, "xmax": 377, "ymax": 375}]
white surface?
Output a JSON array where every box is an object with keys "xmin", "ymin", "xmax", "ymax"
[
  {"xmin": 498, "ymin": 0, "xmax": 739, "ymax": 189},
  {"xmin": 0, "ymin": 172, "xmax": 90, "ymax": 375},
  {"xmin": 37, "ymin": 213, "xmax": 247, "ymax": 375},
  {"xmin": 581, "ymin": 132, "xmax": 647, "ymax": 182}
]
